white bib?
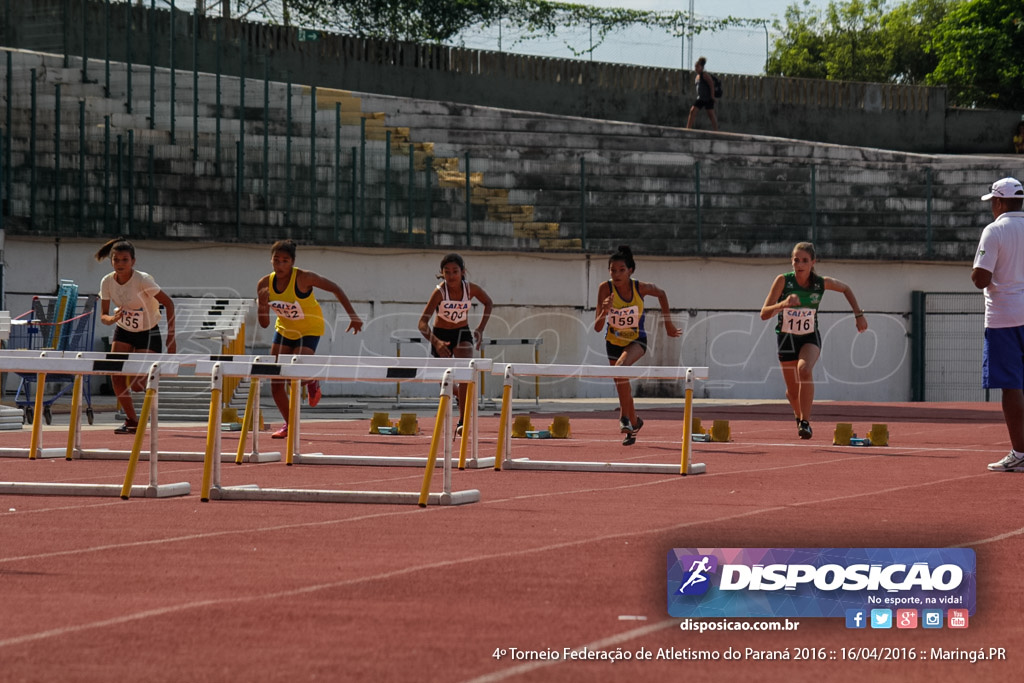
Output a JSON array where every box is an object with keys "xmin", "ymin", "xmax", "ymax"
[
  {"xmin": 607, "ymin": 305, "xmax": 640, "ymax": 330},
  {"xmin": 781, "ymin": 307, "xmax": 816, "ymax": 335},
  {"xmin": 438, "ymin": 300, "xmax": 470, "ymax": 325},
  {"xmin": 117, "ymin": 308, "xmax": 145, "ymax": 331},
  {"xmin": 270, "ymin": 300, "xmax": 305, "ymax": 321}
]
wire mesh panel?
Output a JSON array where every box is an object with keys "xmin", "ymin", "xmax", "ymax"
[{"xmin": 923, "ymin": 292, "xmax": 986, "ymax": 402}]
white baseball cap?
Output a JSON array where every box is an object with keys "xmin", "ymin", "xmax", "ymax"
[{"xmin": 981, "ymin": 177, "xmax": 1024, "ymax": 201}]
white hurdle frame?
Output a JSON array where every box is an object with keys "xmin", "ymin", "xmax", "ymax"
[
  {"xmin": 0, "ymin": 354, "xmax": 190, "ymax": 499},
  {"xmin": 287, "ymin": 354, "xmax": 494, "ymax": 469},
  {"xmin": 195, "ymin": 360, "xmax": 480, "ymax": 506},
  {"xmin": 0, "ymin": 351, "xmax": 280, "ymax": 463},
  {"xmin": 493, "ymin": 363, "xmax": 710, "ymax": 475}
]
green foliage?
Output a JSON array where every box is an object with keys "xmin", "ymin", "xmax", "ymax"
[
  {"xmin": 926, "ymin": 0, "xmax": 1024, "ymax": 108},
  {"xmin": 274, "ymin": 0, "xmax": 762, "ymax": 53},
  {"xmin": 768, "ymin": 0, "xmax": 1023, "ymax": 109}
]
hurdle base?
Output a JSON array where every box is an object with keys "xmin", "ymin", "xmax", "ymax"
[
  {"xmin": 502, "ymin": 459, "xmax": 706, "ymax": 475},
  {"xmin": 291, "ymin": 453, "xmax": 495, "ymax": 469},
  {"xmin": 208, "ymin": 485, "xmax": 481, "ymax": 506},
  {"xmin": 0, "ymin": 481, "xmax": 191, "ymax": 497},
  {"xmin": 0, "ymin": 447, "xmax": 66, "ymax": 459},
  {"xmin": 73, "ymin": 449, "xmax": 282, "ymax": 463}
]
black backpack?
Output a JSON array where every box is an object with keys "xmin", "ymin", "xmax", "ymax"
[{"xmin": 710, "ymin": 73, "xmax": 723, "ymax": 98}]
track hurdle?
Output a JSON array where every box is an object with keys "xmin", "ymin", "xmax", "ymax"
[
  {"xmin": 287, "ymin": 354, "xmax": 493, "ymax": 469},
  {"xmin": 196, "ymin": 360, "xmax": 480, "ymax": 506},
  {"xmin": 0, "ymin": 355, "xmax": 190, "ymax": 499},
  {"xmin": 492, "ymin": 363, "xmax": 709, "ymax": 475},
  {"xmin": 0, "ymin": 351, "xmax": 281, "ymax": 463}
]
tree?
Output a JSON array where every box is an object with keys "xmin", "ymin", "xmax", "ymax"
[
  {"xmin": 768, "ymin": 0, "xmax": 936, "ymax": 82},
  {"xmin": 926, "ymin": 0, "xmax": 1024, "ymax": 108}
]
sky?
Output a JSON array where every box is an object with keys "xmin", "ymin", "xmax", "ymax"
[
  {"xmin": 490, "ymin": 0, "xmax": 837, "ymax": 76},
  {"xmin": 170, "ymin": 0, "xmax": 836, "ymax": 76}
]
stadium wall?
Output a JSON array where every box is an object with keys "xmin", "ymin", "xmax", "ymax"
[
  {"xmin": 3, "ymin": 236, "xmax": 980, "ymax": 403},
  {"xmin": 3, "ymin": 0, "xmax": 1019, "ymax": 155}
]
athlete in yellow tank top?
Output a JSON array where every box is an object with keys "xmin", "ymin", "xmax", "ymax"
[{"xmin": 257, "ymin": 240, "xmax": 363, "ymax": 439}]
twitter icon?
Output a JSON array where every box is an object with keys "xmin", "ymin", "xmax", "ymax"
[{"xmin": 870, "ymin": 609, "xmax": 892, "ymax": 629}]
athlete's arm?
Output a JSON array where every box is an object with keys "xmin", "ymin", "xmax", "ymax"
[
  {"xmin": 418, "ymin": 289, "xmax": 449, "ymax": 356},
  {"xmin": 154, "ymin": 290, "xmax": 177, "ymax": 353},
  {"xmin": 638, "ymin": 281, "xmax": 682, "ymax": 337},
  {"xmin": 760, "ymin": 275, "xmax": 795, "ymax": 320},
  {"xmin": 301, "ymin": 270, "xmax": 363, "ymax": 334},
  {"xmin": 594, "ymin": 281, "xmax": 612, "ymax": 332},
  {"xmin": 824, "ymin": 277, "xmax": 868, "ymax": 332},
  {"xmin": 971, "ymin": 267, "xmax": 992, "ymax": 289},
  {"xmin": 256, "ymin": 274, "xmax": 271, "ymax": 329},
  {"xmin": 470, "ymin": 284, "xmax": 494, "ymax": 350}
]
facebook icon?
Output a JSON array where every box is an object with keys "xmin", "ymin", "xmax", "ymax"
[{"xmin": 845, "ymin": 609, "xmax": 867, "ymax": 629}]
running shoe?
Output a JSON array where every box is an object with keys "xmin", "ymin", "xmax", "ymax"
[
  {"xmin": 307, "ymin": 380, "xmax": 322, "ymax": 407},
  {"xmin": 619, "ymin": 416, "xmax": 631, "ymax": 434},
  {"xmin": 621, "ymin": 416, "xmax": 643, "ymax": 446},
  {"xmin": 114, "ymin": 421, "xmax": 137, "ymax": 435},
  {"xmin": 798, "ymin": 420, "xmax": 812, "ymax": 440},
  {"xmin": 987, "ymin": 451, "xmax": 1024, "ymax": 472},
  {"xmin": 271, "ymin": 424, "xmax": 289, "ymax": 439},
  {"xmin": 455, "ymin": 421, "xmax": 464, "ymax": 438}
]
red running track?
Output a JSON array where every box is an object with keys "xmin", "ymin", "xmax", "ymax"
[{"xmin": 0, "ymin": 401, "xmax": 1021, "ymax": 682}]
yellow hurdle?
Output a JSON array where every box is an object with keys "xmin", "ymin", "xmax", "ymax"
[
  {"xmin": 417, "ymin": 393, "xmax": 452, "ymax": 507},
  {"xmin": 494, "ymin": 383, "xmax": 512, "ymax": 471},
  {"xmin": 234, "ymin": 380, "xmax": 259, "ymax": 465},
  {"xmin": 286, "ymin": 379, "xmax": 300, "ymax": 465},
  {"xmin": 201, "ymin": 385, "xmax": 223, "ymax": 501},
  {"xmin": 120, "ymin": 388, "xmax": 155, "ymax": 500},
  {"xmin": 64, "ymin": 374, "xmax": 83, "ymax": 460},
  {"xmin": 199, "ymin": 385, "xmax": 222, "ymax": 501},
  {"xmin": 28, "ymin": 373, "xmax": 46, "ymax": 460},
  {"xmin": 680, "ymin": 384, "xmax": 694, "ymax": 474}
]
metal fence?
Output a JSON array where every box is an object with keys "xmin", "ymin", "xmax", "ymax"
[{"xmin": 0, "ymin": 1, "xmax": 1015, "ymax": 259}]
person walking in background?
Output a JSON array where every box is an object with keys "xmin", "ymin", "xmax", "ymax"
[
  {"xmin": 971, "ymin": 177, "xmax": 1024, "ymax": 471},
  {"xmin": 760, "ymin": 242, "xmax": 868, "ymax": 440},
  {"xmin": 257, "ymin": 239, "xmax": 363, "ymax": 439},
  {"xmin": 96, "ymin": 237, "xmax": 176, "ymax": 435},
  {"xmin": 594, "ymin": 245, "xmax": 682, "ymax": 446},
  {"xmin": 685, "ymin": 56, "xmax": 719, "ymax": 131},
  {"xmin": 418, "ymin": 253, "xmax": 493, "ymax": 435},
  {"xmin": 1013, "ymin": 122, "xmax": 1024, "ymax": 154}
]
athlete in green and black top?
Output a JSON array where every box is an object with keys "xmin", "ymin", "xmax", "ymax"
[{"xmin": 760, "ymin": 242, "xmax": 869, "ymax": 441}]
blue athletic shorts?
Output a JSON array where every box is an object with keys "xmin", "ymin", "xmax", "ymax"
[
  {"xmin": 983, "ymin": 326, "xmax": 1024, "ymax": 389},
  {"xmin": 272, "ymin": 332, "xmax": 320, "ymax": 352}
]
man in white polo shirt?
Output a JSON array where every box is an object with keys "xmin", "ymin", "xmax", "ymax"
[{"xmin": 971, "ymin": 177, "xmax": 1024, "ymax": 471}]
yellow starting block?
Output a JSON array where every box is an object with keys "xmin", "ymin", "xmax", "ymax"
[
  {"xmin": 709, "ymin": 420, "xmax": 731, "ymax": 443},
  {"xmin": 369, "ymin": 412, "xmax": 393, "ymax": 435},
  {"xmin": 397, "ymin": 413, "xmax": 419, "ymax": 435},
  {"xmin": 867, "ymin": 423, "xmax": 889, "ymax": 446},
  {"xmin": 511, "ymin": 415, "xmax": 535, "ymax": 438},
  {"xmin": 548, "ymin": 416, "xmax": 571, "ymax": 439},
  {"xmin": 833, "ymin": 422, "xmax": 854, "ymax": 446},
  {"xmin": 691, "ymin": 417, "xmax": 706, "ymax": 435}
]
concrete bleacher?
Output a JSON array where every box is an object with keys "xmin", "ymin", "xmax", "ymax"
[{"xmin": 1, "ymin": 48, "xmax": 1016, "ymax": 261}]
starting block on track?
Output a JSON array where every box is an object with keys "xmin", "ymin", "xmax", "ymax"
[
  {"xmin": 492, "ymin": 363, "xmax": 709, "ymax": 475},
  {"xmin": 0, "ymin": 353, "xmax": 189, "ymax": 499},
  {"xmin": 194, "ymin": 359, "xmax": 482, "ymax": 506}
]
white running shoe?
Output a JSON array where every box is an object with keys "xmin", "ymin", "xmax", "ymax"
[{"xmin": 987, "ymin": 451, "xmax": 1024, "ymax": 472}]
